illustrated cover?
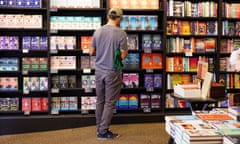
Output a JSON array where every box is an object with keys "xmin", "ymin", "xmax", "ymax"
[
  {"xmin": 197, "ymin": 113, "xmax": 234, "ymax": 121},
  {"xmin": 51, "ymin": 75, "xmax": 59, "ymax": 89},
  {"xmin": 180, "ymin": 21, "xmax": 191, "ymax": 35},
  {"xmin": 90, "ymin": 56, "xmax": 96, "ymax": 69},
  {"xmin": 151, "ymin": 94, "xmax": 161, "ymax": 109},
  {"xmin": 30, "ymin": 77, "xmax": 40, "ymax": 91},
  {"xmin": 39, "ymin": 58, "xmax": 48, "ymax": 71},
  {"xmin": 81, "ymin": 75, "xmax": 89, "ymax": 89},
  {"xmin": 142, "ymin": 34, "xmax": 152, "ymax": 50},
  {"xmin": 60, "ymin": 97, "xmax": 69, "ymax": 111},
  {"xmin": 81, "ymin": 96, "xmax": 96, "ymax": 110},
  {"xmin": 198, "ymin": 22, "xmax": 207, "ymax": 35},
  {"xmin": 204, "ymin": 38, "xmax": 216, "ymax": 53},
  {"xmin": 128, "ymin": 94, "xmax": 138, "ymax": 109},
  {"xmin": 9, "ymin": 98, "xmax": 19, "ymax": 111},
  {"xmin": 31, "ymin": 98, "xmax": 41, "ymax": 111},
  {"xmin": 23, "ymin": 77, "xmax": 31, "ymax": 91},
  {"xmin": 210, "ymin": 120, "xmax": 240, "ymax": 135},
  {"xmin": 81, "ymin": 56, "xmax": 90, "ymax": 69},
  {"xmin": 127, "ymin": 34, "xmax": 138, "ymax": 50},
  {"xmin": 118, "ymin": 94, "xmax": 129, "ymax": 110},
  {"xmin": 195, "ymin": 39, "xmax": 205, "ymax": 53},
  {"xmin": 128, "ymin": 73, "xmax": 139, "ymax": 88},
  {"xmin": 140, "ymin": 94, "xmax": 151, "ymax": 108},
  {"xmin": 144, "ymin": 74, "xmax": 154, "ymax": 89},
  {"xmin": 129, "ymin": 15, "xmax": 137, "ymax": 30},
  {"xmin": 69, "ymin": 96, "xmax": 78, "ymax": 110},
  {"xmin": 90, "ymin": 75, "xmax": 96, "ymax": 89},
  {"xmin": 151, "ymin": 53, "xmax": 162, "ymax": 69},
  {"xmin": 122, "ymin": 73, "xmax": 129, "ymax": 88},
  {"xmin": 9, "ymin": 36, "xmax": 18, "ymax": 50},
  {"xmin": 141, "ymin": 53, "xmax": 151, "ymax": 69},
  {"xmin": 68, "ymin": 75, "xmax": 76, "ymax": 88},
  {"xmin": 152, "ymin": 35, "xmax": 162, "ymax": 50},
  {"xmin": 228, "ymin": 22, "xmax": 235, "ymax": 36},
  {"xmin": 65, "ymin": 36, "xmax": 76, "ymax": 50},
  {"xmin": 154, "ymin": 74, "xmax": 162, "ymax": 88},
  {"xmin": 31, "ymin": 36, "xmax": 40, "ymax": 50},
  {"xmin": 39, "ymin": 77, "xmax": 48, "ymax": 91},
  {"xmin": 40, "ymin": 36, "xmax": 47, "ymax": 50},
  {"xmin": 22, "ymin": 36, "xmax": 31, "ymax": 50},
  {"xmin": 235, "ymin": 22, "xmax": 240, "ymax": 36},
  {"xmin": 51, "ymin": 97, "xmax": 61, "ymax": 111},
  {"xmin": 148, "ymin": 16, "xmax": 158, "ymax": 30},
  {"xmin": 59, "ymin": 75, "xmax": 68, "ymax": 89},
  {"xmin": 30, "ymin": 57, "xmax": 39, "ymax": 71},
  {"xmin": 41, "ymin": 98, "xmax": 48, "ymax": 111},
  {"xmin": 22, "ymin": 98, "xmax": 31, "ymax": 111},
  {"xmin": 139, "ymin": 16, "xmax": 147, "ymax": 30},
  {"xmin": 207, "ymin": 21, "xmax": 218, "ymax": 35}
]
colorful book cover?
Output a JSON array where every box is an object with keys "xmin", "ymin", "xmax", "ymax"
[
  {"xmin": 128, "ymin": 73, "xmax": 139, "ymax": 88},
  {"xmin": 51, "ymin": 75, "xmax": 59, "ymax": 89},
  {"xmin": 41, "ymin": 98, "xmax": 48, "ymax": 111},
  {"xmin": 154, "ymin": 74, "xmax": 162, "ymax": 88},
  {"xmin": 151, "ymin": 53, "xmax": 162, "ymax": 69},
  {"xmin": 140, "ymin": 94, "xmax": 151, "ymax": 108},
  {"xmin": 39, "ymin": 58, "xmax": 48, "ymax": 71},
  {"xmin": 152, "ymin": 35, "xmax": 162, "ymax": 50},
  {"xmin": 142, "ymin": 34, "xmax": 152, "ymax": 50},
  {"xmin": 51, "ymin": 97, "xmax": 61, "ymax": 111},
  {"xmin": 90, "ymin": 75, "xmax": 96, "ymax": 89},
  {"xmin": 118, "ymin": 94, "xmax": 129, "ymax": 110},
  {"xmin": 81, "ymin": 56, "xmax": 90, "ymax": 69},
  {"xmin": 22, "ymin": 36, "xmax": 31, "ymax": 50},
  {"xmin": 9, "ymin": 36, "xmax": 18, "ymax": 50},
  {"xmin": 40, "ymin": 36, "xmax": 47, "ymax": 50},
  {"xmin": 31, "ymin": 98, "xmax": 41, "ymax": 111},
  {"xmin": 207, "ymin": 21, "xmax": 217, "ymax": 35},
  {"xmin": 23, "ymin": 77, "xmax": 31, "ymax": 91},
  {"xmin": 128, "ymin": 94, "xmax": 138, "ymax": 109},
  {"xmin": 31, "ymin": 36, "xmax": 40, "ymax": 50},
  {"xmin": 198, "ymin": 22, "xmax": 207, "ymax": 35},
  {"xmin": 90, "ymin": 56, "xmax": 96, "ymax": 69},
  {"xmin": 59, "ymin": 75, "xmax": 68, "ymax": 89},
  {"xmin": 151, "ymin": 94, "xmax": 161, "ymax": 109},
  {"xmin": 31, "ymin": 77, "xmax": 40, "ymax": 91},
  {"xmin": 141, "ymin": 53, "xmax": 151, "ymax": 69},
  {"xmin": 144, "ymin": 74, "xmax": 154, "ymax": 89},
  {"xmin": 22, "ymin": 98, "xmax": 31, "ymax": 111},
  {"xmin": 60, "ymin": 97, "xmax": 69, "ymax": 111},
  {"xmin": 122, "ymin": 73, "xmax": 129, "ymax": 88},
  {"xmin": 68, "ymin": 75, "xmax": 76, "ymax": 88},
  {"xmin": 180, "ymin": 21, "xmax": 191, "ymax": 35},
  {"xmin": 127, "ymin": 34, "xmax": 138, "ymax": 50},
  {"xmin": 39, "ymin": 77, "xmax": 48, "ymax": 91}
]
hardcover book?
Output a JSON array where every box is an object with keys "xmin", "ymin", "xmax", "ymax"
[
  {"xmin": 128, "ymin": 94, "xmax": 138, "ymax": 109},
  {"xmin": 151, "ymin": 94, "xmax": 161, "ymax": 109},
  {"xmin": 142, "ymin": 34, "xmax": 152, "ymax": 50},
  {"xmin": 22, "ymin": 98, "xmax": 31, "ymax": 111},
  {"xmin": 154, "ymin": 74, "xmax": 162, "ymax": 88},
  {"xmin": 144, "ymin": 74, "xmax": 154, "ymax": 89},
  {"xmin": 128, "ymin": 73, "xmax": 139, "ymax": 88},
  {"xmin": 31, "ymin": 77, "xmax": 40, "ymax": 91},
  {"xmin": 31, "ymin": 98, "xmax": 41, "ymax": 111},
  {"xmin": 127, "ymin": 34, "xmax": 138, "ymax": 50},
  {"xmin": 39, "ymin": 77, "xmax": 48, "ymax": 91},
  {"xmin": 140, "ymin": 94, "xmax": 151, "ymax": 108},
  {"xmin": 118, "ymin": 95, "xmax": 129, "ymax": 110}
]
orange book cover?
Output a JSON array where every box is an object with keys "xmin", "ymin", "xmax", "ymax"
[
  {"xmin": 173, "ymin": 56, "xmax": 183, "ymax": 72},
  {"xmin": 109, "ymin": 0, "xmax": 120, "ymax": 8},
  {"xmin": 166, "ymin": 21, "xmax": 173, "ymax": 35},
  {"xmin": 197, "ymin": 113, "xmax": 233, "ymax": 121},
  {"xmin": 180, "ymin": 21, "xmax": 191, "ymax": 35},
  {"xmin": 198, "ymin": 22, "xmax": 207, "ymax": 35},
  {"xmin": 151, "ymin": 53, "xmax": 162, "ymax": 69},
  {"xmin": 191, "ymin": 38, "xmax": 195, "ymax": 53},
  {"xmin": 166, "ymin": 57, "xmax": 173, "ymax": 72},
  {"xmin": 141, "ymin": 53, "xmax": 151, "ymax": 69}
]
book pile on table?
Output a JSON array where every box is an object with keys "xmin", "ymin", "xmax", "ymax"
[{"xmin": 228, "ymin": 106, "xmax": 240, "ymax": 121}]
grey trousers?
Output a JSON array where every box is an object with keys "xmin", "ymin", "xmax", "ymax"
[{"xmin": 95, "ymin": 68, "xmax": 122, "ymax": 134}]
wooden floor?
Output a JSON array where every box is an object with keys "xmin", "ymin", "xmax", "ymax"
[{"xmin": 0, "ymin": 123, "xmax": 170, "ymax": 144}]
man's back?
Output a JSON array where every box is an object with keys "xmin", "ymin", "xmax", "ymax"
[{"xmin": 92, "ymin": 25, "xmax": 127, "ymax": 70}]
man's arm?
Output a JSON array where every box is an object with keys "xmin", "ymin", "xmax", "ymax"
[
  {"xmin": 121, "ymin": 49, "xmax": 128, "ymax": 59},
  {"xmin": 89, "ymin": 46, "xmax": 96, "ymax": 56}
]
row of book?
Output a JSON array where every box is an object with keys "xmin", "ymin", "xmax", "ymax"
[
  {"xmin": 219, "ymin": 57, "xmax": 237, "ymax": 72},
  {"xmin": 51, "ymin": 96, "xmax": 78, "ymax": 111},
  {"xmin": 81, "ymin": 75, "xmax": 96, "ymax": 89},
  {"xmin": 0, "ymin": 36, "xmax": 18, "ymax": 50},
  {"xmin": 167, "ymin": 74, "xmax": 196, "ymax": 90},
  {"xmin": 122, "ymin": 53, "xmax": 139, "ymax": 70},
  {"xmin": 109, "ymin": 0, "xmax": 159, "ymax": 10},
  {"xmin": 167, "ymin": 20, "xmax": 218, "ymax": 36},
  {"xmin": 0, "ymin": 0, "xmax": 41, "ymax": 8},
  {"xmin": 22, "ymin": 97, "xmax": 48, "ymax": 112},
  {"xmin": 0, "ymin": 14, "xmax": 42, "ymax": 29},
  {"xmin": 222, "ymin": 21, "xmax": 240, "ymax": 36},
  {"xmin": 120, "ymin": 15, "xmax": 158, "ymax": 31},
  {"xmin": 50, "ymin": 16, "xmax": 101, "ymax": 30},
  {"xmin": 144, "ymin": 74, "xmax": 162, "ymax": 89},
  {"xmin": 166, "ymin": 37, "xmax": 216, "ymax": 53},
  {"xmin": 0, "ymin": 58, "xmax": 18, "ymax": 71},
  {"xmin": 165, "ymin": 111, "xmax": 240, "ymax": 144},
  {"xmin": 22, "ymin": 57, "xmax": 48, "ymax": 71},
  {"xmin": 50, "ymin": 36, "xmax": 76, "ymax": 50},
  {"xmin": 23, "ymin": 36, "xmax": 47, "ymax": 50},
  {"xmin": 141, "ymin": 53, "xmax": 162, "ymax": 69},
  {"xmin": 0, "ymin": 98, "xmax": 19, "ymax": 111},
  {"xmin": 166, "ymin": 56, "xmax": 198, "ymax": 72},
  {"xmin": 219, "ymin": 74, "xmax": 240, "ymax": 89},
  {"xmin": 23, "ymin": 77, "xmax": 48, "ymax": 92},
  {"xmin": 220, "ymin": 39, "xmax": 240, "ymax": 54},
  {"xmin": 0, "ymin": 77, "xmax": 18, "ymax": 91},
  {"xmin": 222, "ymin": 2, "xmax": 240, "ymax": 18},
  {"xmin": 50, "ymin": 0, "xmax": 100, "ymax": 8},
  {"xmin": 50, "ymin": 56, "xmax": 76, "ymax": 70},
  {"xmin": 51, "ymin": 75, "xmax": 76, "ymax": 89},
  {"xmin": 167, "ymin": 0, "xmax": 218, "ymax": 17}
]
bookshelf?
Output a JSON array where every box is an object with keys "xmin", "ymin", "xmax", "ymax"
[{"xmin": 0, "ymin": 0, "xmax": 240, "ymax": 134}]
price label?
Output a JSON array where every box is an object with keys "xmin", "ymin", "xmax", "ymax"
[
  {"xmin": 51, "ymin": 110, "xmax": 59, "ymax": 115},
  {"xmin": 50, "ymin": 29, "xmax": 58, "ymax": 34},
  {"xmin": 50, "ymin": 49, "xmax": 58, "ymax": 54},
  {"xmin": 50, "ymin": 8, "xmax": 58, "ymax": 12},
  {"xmin": 83, "ymin": 50, "xmax": 89, "ymax": 54},
  {"xmin": 185, "ymin": 52, "xmax": 193, "ymax": 57},
  {"xmin": 83, "ymin": 69, "xmax": 91, "ymax": 73},
  {"xmin": 143, "ymin": 108, "xmax": 151, "ymax": 113},
  {"xmin": 23, "ymin": 90, "xmax": 30, "ymax": 94},
  {"xmin": 85, "ymin": 88, "xmax": 93, "ymax": 93},
  {"xmin": 24, "ymin": 111, "xmax": 31, "ymax": 116},
  {"xmin": 51, "ymin": 88, "xmax": 59, "ymax": 93},
  {"xmin": 22, "ymin": 71, "xmax": 28, "ymax": 75},
  {"xmin": 81, "ymin": 110, "xmax": 89, "ymax": 115},
  {"xmin": 51, "ymin": 69, "xmax": 58, "ymax": 74},
  {"xmin": 146, "ymin": 69, "xmax": 153, "ymax": 73},
  {"xmin": 144, "ymin": 49, "xmax": 152, "ymax": 53},
  {"xmin": 22, "ymin": 49, "xmax": 29, "ymax": 53},
  {"xmin": 146, "ymin": 88, "xmax": 154, "ymax": 92}
]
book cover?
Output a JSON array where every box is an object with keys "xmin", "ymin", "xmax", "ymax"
[
  {"xmin": 9, "ymin": 36, "xmax": 18, "ymax": 50},
  {"xmin": 51, "ymin": 97, "xmax": 60, "ymax": 111},
  {"xmin": 207, "ymin": 21, "xmax": 218, "ymax": 35},
  {"xmin": 144, "ymin": 74, "xmax": 154, "ymax": 89},
  {"xmin": 152, "ymin": 53, "xmax": 162, "ymax": 69},
  {"xmin": 140, "ymin": 94, "xmax": 151, "ymax": 108},
  {"xmin": 39, "ymin": 58, "xmax": 48, "ymax": 71},
  {"xmin": 128, "ymin": 73, "xmax": 139, "ymax": 88},
  {"xmin": 31, "ymin": 77, "xmax": 40, "ymax": 91},
  {"xmin": 90, "ymin": 75, "xmax": 96, "ymax": 89},
  {"xmin": 152, "ymin": 35, "xmax": 162, "ymax": 50},
  {"xmin": 127, "ymin": 34, "xmax": 138, "ymax": 50},
  {"xmin": 81, "ymin": 56, "xmax": 90, "ymax": 69},
  {"xmin": 23, "ymin": 77, "xmax": 31, "ymax": 91},
  {"xmin": 198, "ymin": 22, "xmax": 207, "ymax": 35},
  {"xmin": 154, "ymin": 74, "xmax": 162, "ymax": 88},
  {"xmin": 51, "ymin": 75, "xmax": 59, "ymax": 89},
  {"xmin": 90, "ymin": 56, "xmax": 95, "ymax": 69},
  {"xmin": 180, "ymin": 21, "xmax": 191, "ymax": 35},
  {"xmin": 39, "ymin": 77, "xmax": 48, "ymax": 91},
  {"xmin": 40, "ymin": 36, "xmax": 47, "ymax": 50},
  {"xmin": 41, "ymin": 98, "xmax": 48, "ymax": 111},
  {"xmin": 59, "ymin": 75, "xmax": 68, "ymax": 89},
  {"xmin": 228, "ymin": 22, "xmax": 235, "ymax": 36},
  {"xmin": 31, "ymin": 36, "xmax": 40, "ymax": 50},
  {"xmin": 142, "ymin": 34, "xmax": 152, "ymax": 50},
  {"xmin": 139, "ymin": 16, "xmax": 147, "ymax": 30},
  {"xmin": 197, "ymin": 113, "xmax": 234, "ymax": 121},
  {"xmin": 31, "ymin": 98, "xmax": 41, "ymax": 111},
  {"xmin": 22, "ymin": 98, "xmax": 31, "ymax": 111},
  {"xmin": 22, "ymin": 36, "xmax": 31, "ymax": 50},
  {"xmin": 122, "ymin": 73, "xmax": 129, "ymax": 88},
  {"xmin": 69, "ymin": 96, "xmax": 78, "ymax": 110},
  {"xmin": 118, "ymin": 95, "xmax": 129, "ymax": 110},
  {"xmin": 60, "ymin": 97, "xmax": 69, "ymax": 111},
  {"xmin": 128, "ymin": 94, "xmax": 138, "ymax": 109},
  {"xmin": 141, "ymin": 53, "xmax": 151, "ymax": 69},
  {"xmin": 151, "ymin": 94, "xmax": 161, "ymax": 109},
  {"xmin": 68, "ymin": 75, "xmax": 76, "ymax": 89},
  {"xmin": 81, "ymin": 75, "xmax": 89, "ymax": 89}
]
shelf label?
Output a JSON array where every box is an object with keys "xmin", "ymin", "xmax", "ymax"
[
  {"xmin": 146, "ymin": 88, "xmax": 154, "ymax": 92},
  {"xmin": 185, "ymin": 51, "xmax": 193, "ymax": 57},
  {"xmin": 83, "ymin": 69, "xmax": 91, "ymax": 73},
  {"xmin": 82, "ymin": 50, "xmax": 89, "ymax": 54},
  {"xmin": 50, "ymin": 69, "xmax": 58, "ymax": 74},
  {"xmin": 143, "ymin": 108, "xmax": 151, "ymax": 113},
  {"xmin": 146, "ymin": 69, "xmax": 153, "ymax": 73},
  {"xmin": 50, "ymin": 29, "xmax": 58, "ymax": 34},
  {"xmin": 50, "ymin": 8, "xmax": 58, "ymax": 12},
  {"xmin": 51, "ymin": 88, "xmax": 59, "ymax": 93},
  {"xmin": 22, "ymin": 71, "xmax": 28, "ymax": 75},
  {"xmin": 85, "ymin": 88, "xmax": 93, "ymax": 93},
  {"xmin": 51, "ymin": 110, "xmax": 59, "ymax": 115},
  {"xmin": 24, "ymin": 111, "xmax": 31, "ymax": 116},
  {"xmin": 50, "ymin": 49, "xmax": 58, "ymax": 54},
  {"xmin": 144, "ymin": 49, "xmax": 152, "ymax": 53},
  {"xmin": 81, "ymin": 110, "xmax": 89, "ymax": 115},
  {"xmin": 113, "ymin": 109, "xmax": 117, "ymax": 114},
  {"xmin": 22, "ymin": 49, "xmax": 29, "ymax": 53},
  {"xmin": 23, "ymin": 90, "xmax": 30, "ymax": 94}
]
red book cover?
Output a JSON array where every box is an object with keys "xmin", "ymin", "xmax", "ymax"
[
  {"xmin": 189, "ymin": 57, "xmax": 198, "ymax": 72},
  {"xmin": 141, "ymin": 53, "xmax": 152, "ymax": 69},
  {"xmin": 22, "ymin": 98, "xmax": 31, "ymax": 111},
  {"xmin": 173, "ymin": 57, "xmax": 183, "ymax": 72},
  {"xmin": 197, "ymin": 113, "xmax": 233, "ymax": 121},
  {"xmin": 151, "ymin": 53, "xmax": 162, "ymax": 69},
  {"xmin": 31, "ymin": 98, "xmax": 41, "ymax": 111},
  {"xmin": 41, "ymin": 98, "xmax": 48, "ymax": 111},
  {"xmin": 198, "ymin": 22, "xmax": 207, "ymax": 35}
]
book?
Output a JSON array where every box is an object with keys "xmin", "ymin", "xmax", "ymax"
[
  {"xmin": 210, "ymin": 120, "xmax": 240, "ymax": 135},
  {"xmin": 68, "ymin": 75, "xmax": 76, "ymax": 88},
  {"xmin": 59, "ymin": 75, "xmax": 68, "ymax": 89},
  {"xmin": 152, "ymin": 35, "xmax": 162, "ymax": 50},
  {"xmin": 127, "ymin": 34, "xmax": 138, "ymax": 50},
  {"xmin": 151, "ymin": 94, "xmax": 161, "ymax": 109},
  {"xmin": 197, "ymin": 113, "xmax": 234, "ymax": 121},
  {"xmin": 142, "ymin": 34, "xmax": 152, "ymax": 50},
  {"xmin": 122, "ymin": 73, "xmax": 129, "ymax": 88},
  {"xmin": 140, "ymin": 94, "xmax": 151, "ymax": 108},
  {"xmin": 118, "ymin": 95, "xmax": 129, "ymax": 110},
  {"xmin": 39, "ymin": 77, "xmax": 48, "ymax": 91},
  {"xmin": 31, "ymin": 98, "xmax": 41, "ymax": 111},
  {"xmin": 154, "ymin": 74, "xmax": 162, "ymax": 88},
  {"xmin": 81, "ymin": 56, "xmax": 90, "ymax": 69},
  {"xmin": 198, "ymin": 22, "xmax": 207, "ymax": 35},
  {"xmin": 128, "ymin": 94, "xmax": 138, "ymax": 109},
  {"xmin": 144, "ymin": 74, "xmax": 154, "ymax": 89},
  {"xmin": 30, "ymin": 77, "xmax": 40, "ymax": 91},
  {"xmin": 207, "ymin": 21, "xmax": 218, "ymax": 35},
  {"xmin": 22, "ymin": 98, "xmax": 31, "ymax": 111},
  {"xmin": 223, "ymin": 135, "xmax": 240, "ymax": 144}
]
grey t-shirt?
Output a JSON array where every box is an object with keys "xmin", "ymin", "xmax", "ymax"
[{"xmin": 91, "ymin": 25, "xmax": 128, "ymax": 70}]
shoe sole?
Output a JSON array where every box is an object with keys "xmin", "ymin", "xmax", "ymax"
[{"xmin": 97, "ymin": 134, "xmax": 120, "ymax": 140}]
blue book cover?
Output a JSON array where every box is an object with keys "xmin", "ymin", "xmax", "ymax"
[
  {"xmin": 148, "ymin": 16, "xmax": 158, "ymax": 30},
  {"xmin": 31, "ymin": 36, "xmax": 40, "ymax": 50},
  {"xmin": 16, "ymin": 0, "xmax": 23, "ymax": 7},
  {"xmin": 139, "ymin": 16, "xmax": 147, "ymax": 30},
  {"xmin": 24, "ymin": 0, "xmax": 32, "ymax": 7},
  {"xmin": 22, "ymin": 36, "xmax": 31, "ymax": 50},
  {"xmin": 154, "ymin": 74, "xmax": 162, "ymax": 88},
  {"xmin": 144, "ymin": 74, "xmax": 154, "ymax": 89},
  {"xmin": 129, "ymin": 16, "xmax": 137, "ymax": 30},
  {"xmin": 40, "ymin": 36, "xmax": 47, "ymax": 50},
  {"xmin": 32, "ymin": 0, "xmax": 41, "ymax": 8},
  {"xmin": 142, "ymin": 34, "xmax": 152, "ymax": 50},
  {"xmin": 7, "ymin": 0, "xmax": 16, "ymax": 7},
  {"xmin": 152, "ymin": 35, "xmax": 162, "ymax": 50},
  {"xmin": 120, "ymin": 16, "xmax": 127, "ymax": 30},
  {"xmin": 0, "ymin": 0, "xmax": 7, "ymax": 7}
]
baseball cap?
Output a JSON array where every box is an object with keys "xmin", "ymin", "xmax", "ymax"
[{"xmin": 108, "ymin": 8, "xmax": 123, "ymax": 17}]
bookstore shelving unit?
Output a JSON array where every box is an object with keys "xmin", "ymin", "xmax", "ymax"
[{"xmin": 1, "ymin": 0, "xmax": 240, "ymax": 135}]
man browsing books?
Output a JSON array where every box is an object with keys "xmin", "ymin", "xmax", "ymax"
[{"xmin": 90, "ymin": 8, "xmax": 128, "ymax": 140}]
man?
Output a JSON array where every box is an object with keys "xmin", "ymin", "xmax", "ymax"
[
  {"xmin": 229, "ymin": 47, "xmax": 240, "ymax": 71},
  {"xmin": 90, "ymin": 8, "xmax": 128, "ymax": 140}
]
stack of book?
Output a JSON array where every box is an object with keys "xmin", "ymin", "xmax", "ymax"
[
  {"xmin": 228, "ymin": 106, "xmax": 240, "ymax": 120},
  {"xmin": 223, "ymin": 135, "xmax": 240, "ymax": 144}
]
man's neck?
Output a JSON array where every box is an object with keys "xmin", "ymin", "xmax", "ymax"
[{"xmin": 107, "ymin": 20, "xmax": 117, "ymax": 26}]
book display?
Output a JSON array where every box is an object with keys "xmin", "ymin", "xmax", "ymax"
[{"xmin": 1, "ymin": 0, "xmax": 240, "ymax": 135}]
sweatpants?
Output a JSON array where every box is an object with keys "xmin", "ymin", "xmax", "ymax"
[{"xmin": 95, "ymin": 68, "xmax": 122, "ymax": 134}]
